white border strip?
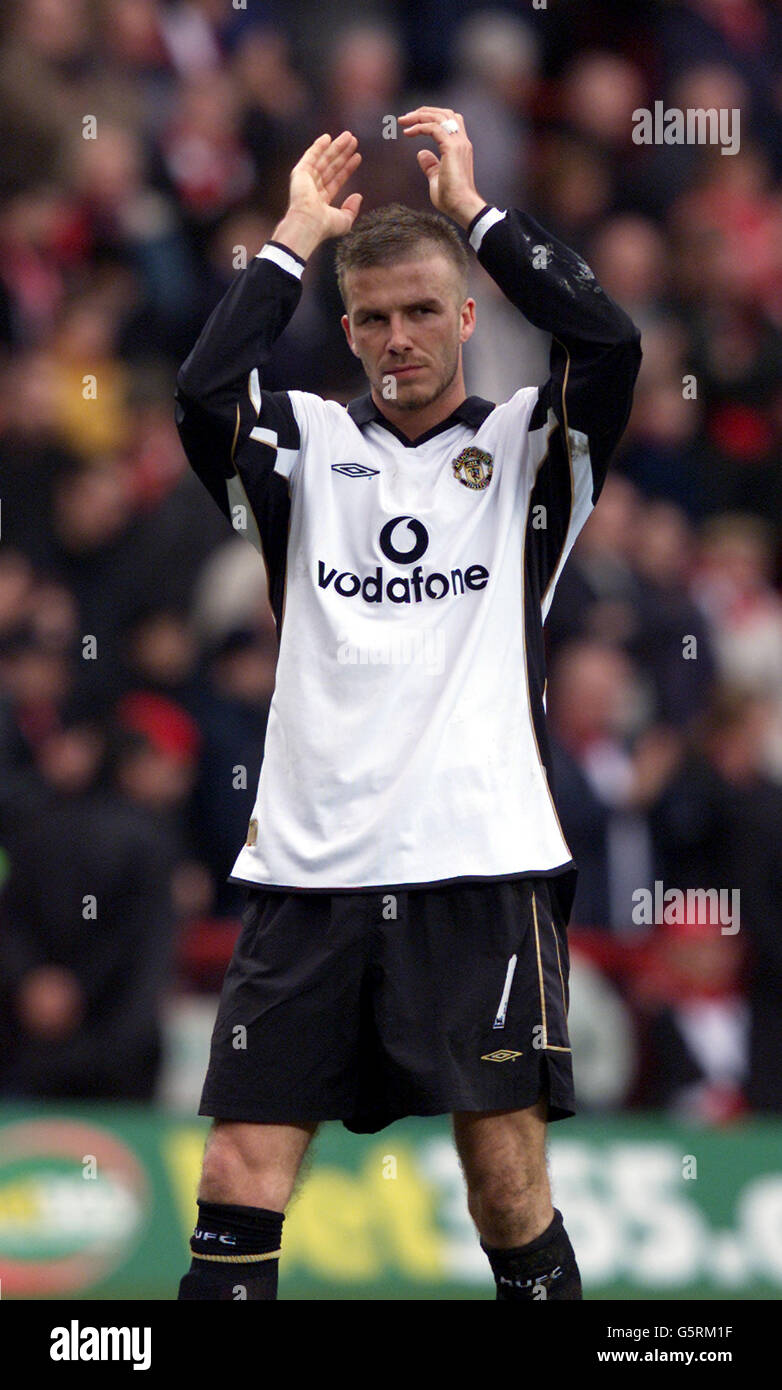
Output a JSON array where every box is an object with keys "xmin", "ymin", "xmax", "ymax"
[
  {"xmin": 469, "ymin": 207, "xmax": 506, "ymax": 253},
  {"xmin": 257, "ymin": 244, "xmax": 305, "ymax": 279},
  {"xmin": 493, "ymin": 954, "xmax": 518, "ymax": 1029}
]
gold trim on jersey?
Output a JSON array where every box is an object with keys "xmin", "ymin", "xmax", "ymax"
[{"xmin": 520, "ymin": 406, "xmax": 571, "ymax": 849}]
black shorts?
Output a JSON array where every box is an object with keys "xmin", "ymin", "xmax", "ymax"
[{"xmin": 199, "ymin": 874, "xmax": 577, "ymax": 1134}]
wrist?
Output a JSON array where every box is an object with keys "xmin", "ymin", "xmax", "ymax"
[
  {"xmin": 271, "ymin": 211, "xmax": 324, "ymax": 262},
  {"xmin": 451, "ymin": 194, "xmax": 490, "ymax": 231}
]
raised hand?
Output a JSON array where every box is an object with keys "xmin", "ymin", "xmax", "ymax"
[
  {"xmin": 398, "ymin": 108, "xmax": 486, "ymax": 229},
  {"xmin": 274, "ymin": 131, "xmax": 363, "ymax": 260}
]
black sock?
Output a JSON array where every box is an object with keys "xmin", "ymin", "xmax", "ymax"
[
  {"xmin": 481, "ymin": 1208, "xmax": 582, "ymax": 1300},
  {"xmin": 177, "ymin": 1200, "xmax": 285, "ymax": 1301}
]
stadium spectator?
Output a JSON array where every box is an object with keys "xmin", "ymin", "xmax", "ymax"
[
  {"xmin": 444, "ymin": 11, "xmax": 536, "ymax": 211},
  {"xmin": 547, "ymin": 640, "xmax": 675, "ymax": 933},
  {"xmin": 630, "ymin": 500, "xmax": 718, "ymax": 726},
  {"xmin": 189, "ymin": 623, "xmax": 278, "ymax": 915},
  {"xmin": 0, "ymin": 0, "xmax": 779, "ymax": 1124},
  {"xmin": 0, "ymin": 704, "xmax": 178, "ymax": 1101},
  {"xmin": 693, "ymin": 514, "xmax": 782, "ymax": 774},
  {"xmin": 648, "ymin": 685, "xmax": 782, "ymax": 1113},
  {"xmin": 546, "ymin": 475, "xmax": 648, "ymax": 656},
  {"xmin": 635, "ymin": 913, "xmax": 748, "ymax": 1124}
]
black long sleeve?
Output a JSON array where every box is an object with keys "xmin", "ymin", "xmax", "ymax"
[
  {"xmin": 174, "ymin": 244, "xmax": 305, "ymax": 520},
  {"xmin": 469, "ymin": 206, "xmax": 642, "ymax": 609},
  {"xmin": 174, "ymin": 245, "xmax": 308, "ymax": 627},
  {"xmin": 472, "ymin": 207, "xmax": 642, "ymax": 491}
]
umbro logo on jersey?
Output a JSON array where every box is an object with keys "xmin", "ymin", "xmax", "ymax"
[
  {"xmin": 332, "ymin": 462, "xmax": 379, "ymax": 477},
  {"xmin": 481, "ymin": 1049, "xmax": 523, "ymax": 1062}
]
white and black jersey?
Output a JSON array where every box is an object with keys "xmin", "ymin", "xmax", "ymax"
[{"xmin": 176, "ymin": 206, "xmax": 642, "ymax": 894}]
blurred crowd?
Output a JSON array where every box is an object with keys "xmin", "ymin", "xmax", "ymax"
[{"xmin": 0, "ymin": 0, "xmax": 781, "ymax": 1122}]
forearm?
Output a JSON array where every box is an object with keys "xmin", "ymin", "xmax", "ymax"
[
  {"xmin": 449, "ymin": 193, "xmax": 488, "ymax": 232},
  {"xmin": 468, "ymin": 206, "xmax": 640, "ymax": 351}
]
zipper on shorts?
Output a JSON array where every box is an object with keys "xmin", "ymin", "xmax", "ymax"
[{"xmin": 492, "ymin": 953, "xmax": 518, "ymax": 1029}]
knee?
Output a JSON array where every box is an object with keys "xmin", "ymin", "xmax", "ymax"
[
  {"xmin": 466, "ymin": 1163, "xmax": 548, "ymax": 1244},
  {"xmin": 198, "ymin": 1126, "xmax": 248, "ymax": 1203},
  {"xmin": 198, "ymin": 1125, "xmax": 290, "ymax": 1210}
]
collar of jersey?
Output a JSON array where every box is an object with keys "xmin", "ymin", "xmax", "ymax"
[{"xmin": 346, "ymin": 392, "xmax": 495, "ymax": 448}]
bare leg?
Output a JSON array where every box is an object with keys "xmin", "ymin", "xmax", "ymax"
[
  {"xmin": 452, "ymin": 1098, "xmax": 552, "ymax": 1247},
  {"xmin": 178, "ymin": 1119, "xmax": 319, "ymax": 1299},
  {"xmin": 199, "ymin": 1118, "xmax": 319, "ymax": 1211},
  {"xmin": 453, "ymin": 1099, "xmax": 582, "ymax": 1298}
]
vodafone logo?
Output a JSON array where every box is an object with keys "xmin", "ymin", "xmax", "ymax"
[
  {"xmin": 317, "ymin": 515, "xmax": 489, "ymax": 605},
  {"xmin": 379, "ymin": 515, "xmax": 429, "ymax": 565}
]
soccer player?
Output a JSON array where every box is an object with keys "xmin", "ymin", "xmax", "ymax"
[{"xmin": 175, "ymin": 109, "xmax": 641, "ymax": 1301}]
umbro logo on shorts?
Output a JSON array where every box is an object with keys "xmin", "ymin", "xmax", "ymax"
[
  {"xmin": 332, "ymin": 462, "xmax": 379, "ymax": 477},
  {"xmin": 481, "ymin": 1049, "xmax": 523, "ymax": 1062}
]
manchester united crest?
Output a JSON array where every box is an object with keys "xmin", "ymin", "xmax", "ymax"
[{"xmin": 452, "ymin": 446, "xmax": 494, "ymax": 491}]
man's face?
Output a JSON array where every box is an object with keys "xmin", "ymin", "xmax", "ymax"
[{"xmin": 341, "ymin": 250, "xmax": 475, "ymax": 412}]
